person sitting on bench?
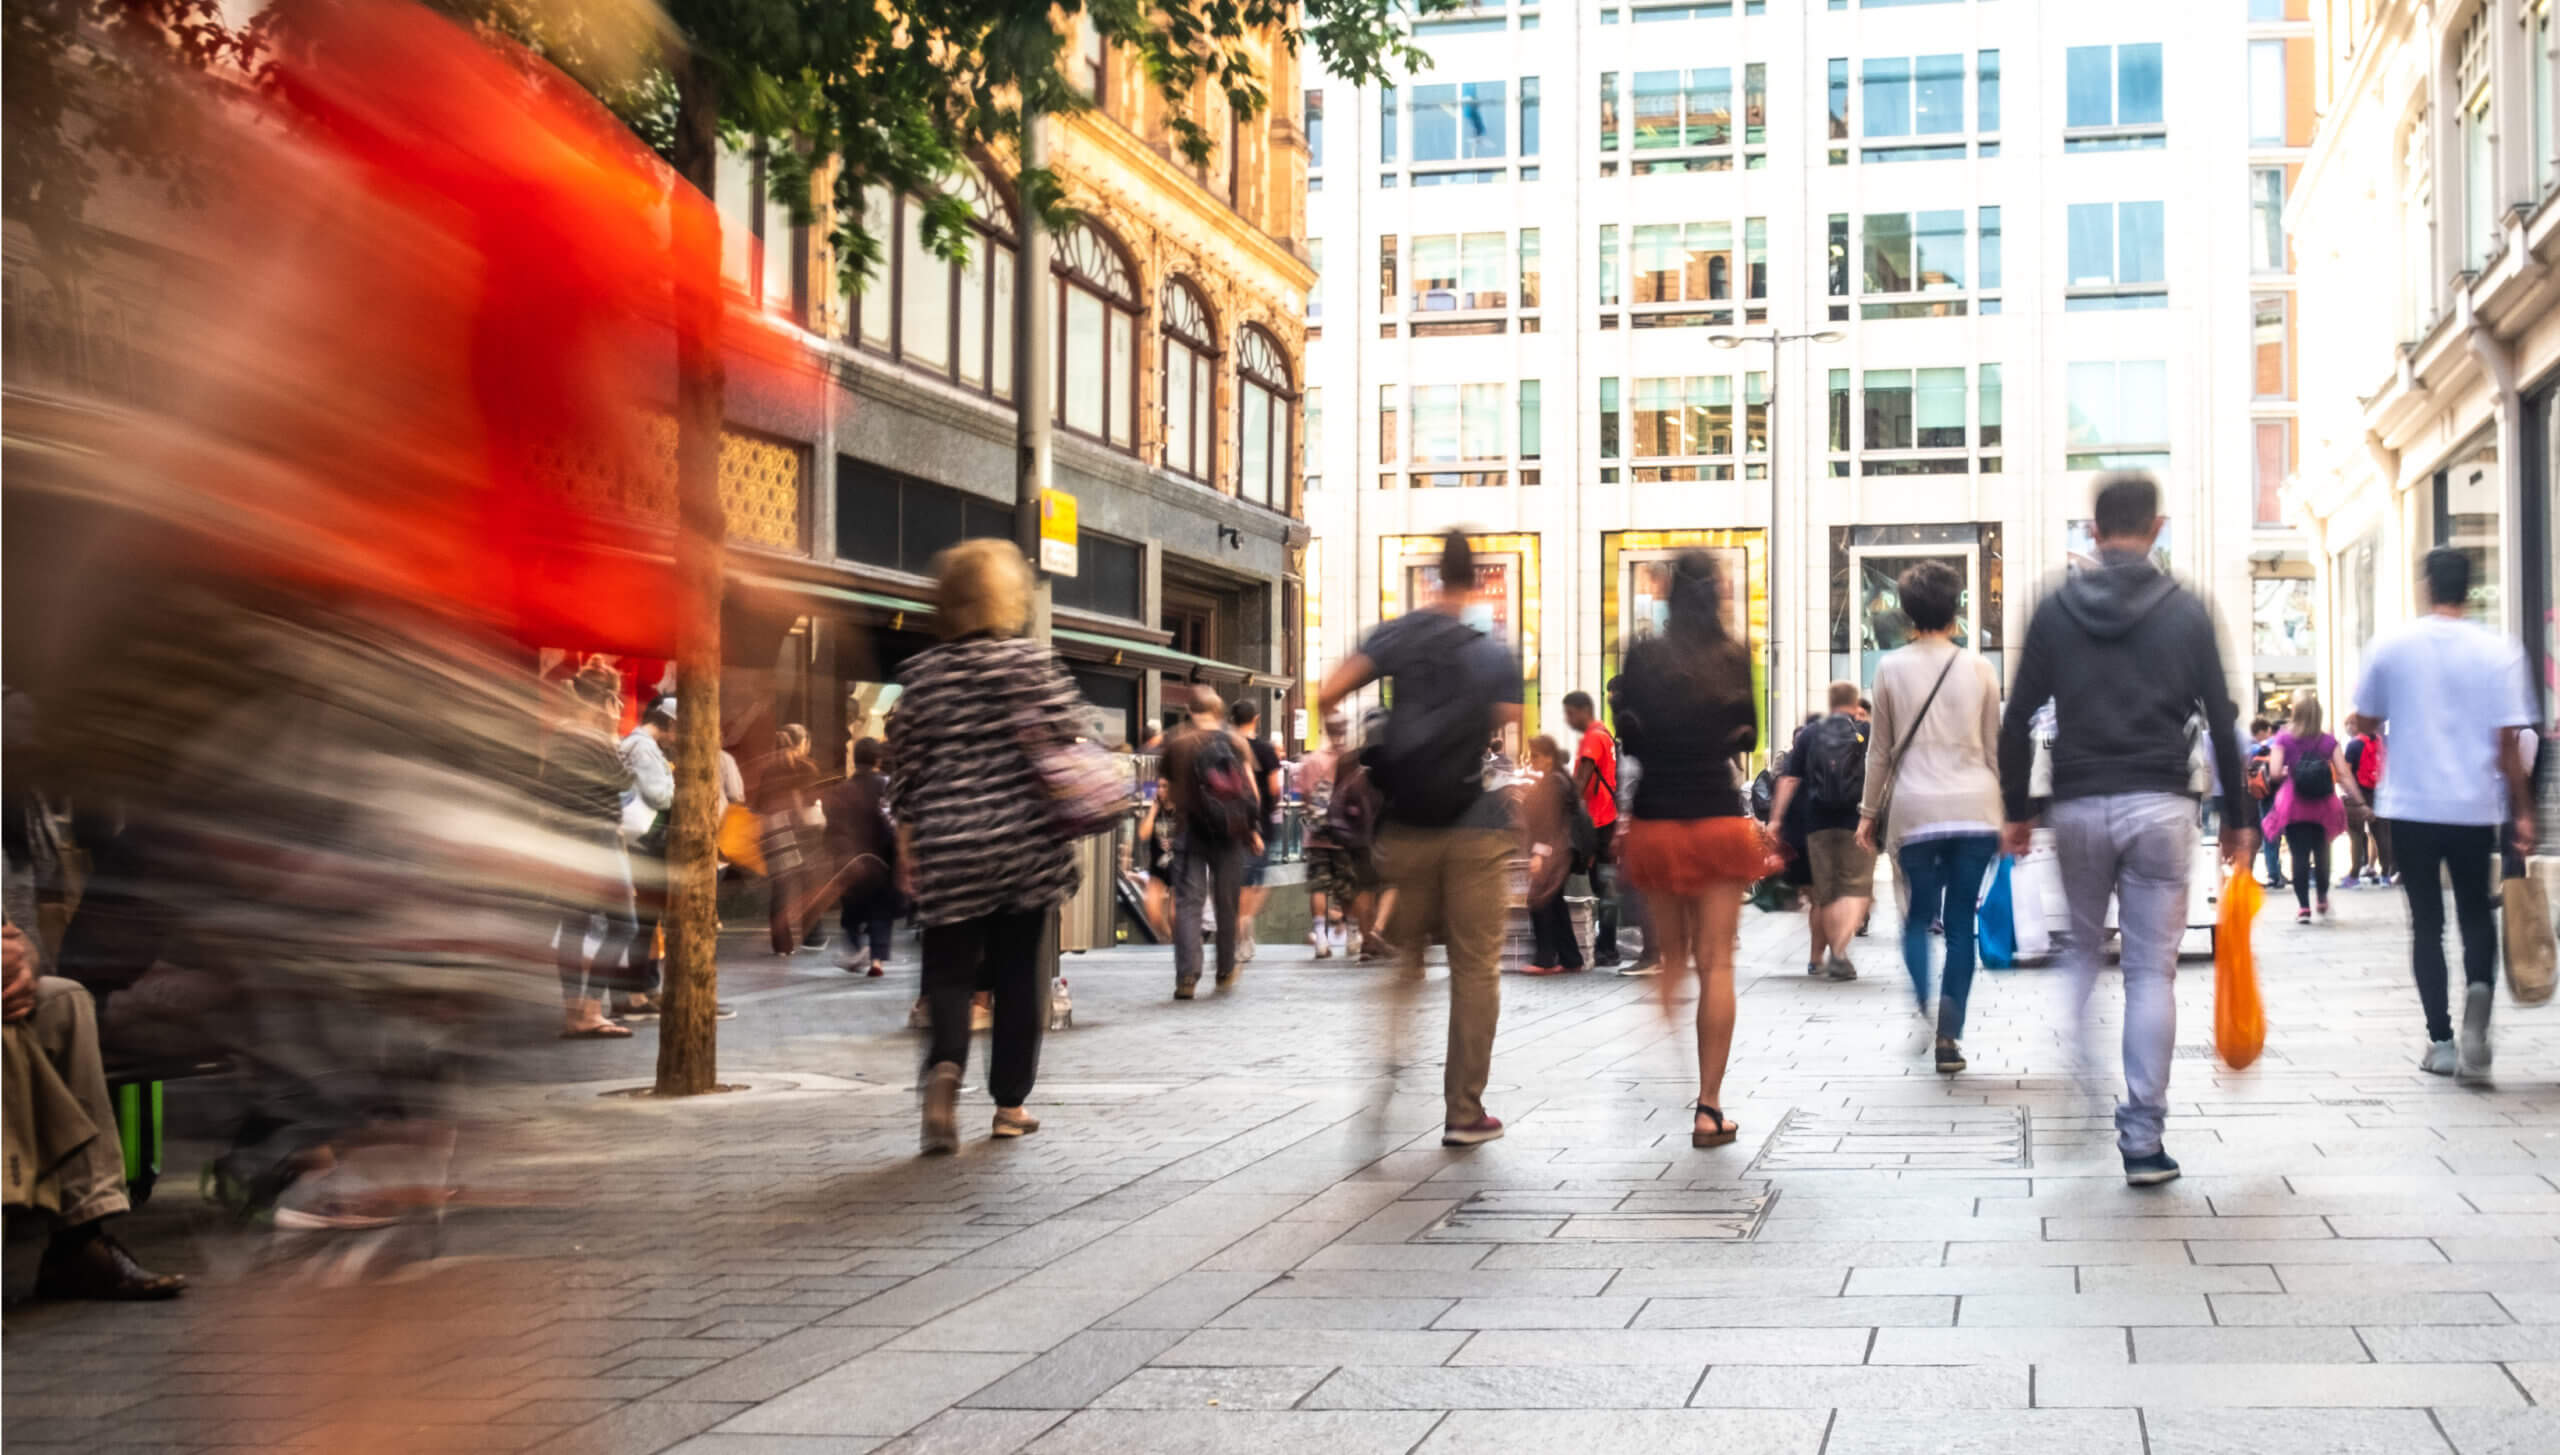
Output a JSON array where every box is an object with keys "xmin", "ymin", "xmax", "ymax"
[{"xmin": 4, "ymin": 922, "xmax": 187, "ymax": 1300}]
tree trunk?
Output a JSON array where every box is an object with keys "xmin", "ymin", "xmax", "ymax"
[{"xmin": 656, "ymin": 49, "xmax": 726, "ymax": 1097}]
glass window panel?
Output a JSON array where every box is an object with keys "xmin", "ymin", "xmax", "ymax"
[
  {"xmin": 1599, "ymin": 225, "xmax": 1621, "ymax": 305},
  {"xmin": 1863, "ymin": 57, "xmax": 1913, "ymax": 139},
  {"xmin": 1828, "ymin": 368, "xmax": 1851, "ymax": 452},
  {"xmin": 858, "ymin": 188, "xmax": 894, "ymax": 348},
  {"xmin": 1241, "ymin": 386, "xmax": 1272, "ymax": 503},
  {"xmin": 1699, "ymin": 376, "xmax": 1733, "ymax": 455},
  {"xmin": 1687, "ymin": 68, "xmax": 1731, "ymax": 146},
  {"xmin": 2121, "ymin": 360, "xmax": 2168, "ymax": 441},
  {"xmin": 1746, "ymin": 218, "xmax": 1768, "ymax": 298},
  {"xmin": 1633, "ymin": 71, "xmax": 1682, "ymax": 148},
  {"xmin": 1915, "ymin": 210, "xmax": 1966, "ymax": 290},
  {"xmin": 1461, "ymin": 232, "xmax": 1506, "ymax": 307},
  {"xmin": 1978, "ymin": 363, "xmax": 2002, "ymax": 446},
  {"xmin": 2248, "ymin": 40, "xmax": 2286, "ymax": 145},
  {"xmin": 1381, "ymin": 86, "xmax": 1398, "ymax": 162},
  {"xmin": 1461, "ymin": 80, "xmax": 1508, "ymax": 158},
  {"xmin": 1166, "ymin": 343, "xmax": 1195, "ymax": 475},
  {"xmin": 1600, "ymin": 377, "xmax": 1621, "ymax": 458},
  {"xmin": 2119, "ymin": 201, "xmax": 2166, "ymax": 284},
  {"xmin": 1864, "ymin": 369, "xmax": 1913, "ymax": 450},
  {"xmin": 901, "ymin": 204, "xmax": 951, "ymax": 370},
  {"xmin": 2254, "ymin": 419, "xmax": 2288, "ymax": 523},
  {"xmin": 2254, "ymin": 293, "xmax": 2288, "ymax": 398},
  {"xmin": 1413, "ymin": 385, "xmax": 1460, "ymax": 461},
  {"xmin": 2249, "ymin": 0, "xmax": 2284, "ymax": 17},
  {"xmin": 1194, "ymin": 358, "xmax": 1213, "ymax": 472},
  {"xmin": 1829, "ymin": 58, "xmax": 1850, "ymax": 141},
  {"xmin": 1519, "ymin": 228, "xmax": 1542, "ymax": 307},
  {"xmin": 1412, "ymin": 234, "xmax": 1457, "ymax": 307},
  {"xmin": 1306, "ymin": 90, "xmax": 1325, "ymax": 168},
  {"xmin": 1863, "ymin": 213, "xmax": 1914, "ymax": 292},
  {"xmin": 1915, "ymin": 366, "xmax": 1966, "ymax": 448},
  {"xmin": 2065, "ymin": 362, "xmax": 2117, "ymax": 447},
  {"xmin": 1633, "ymin": 376, "xmax": 1682, "ymax": 455},
  {"xmin": 2068, "ymin": 202, "xmax": 2116, "ymax": 286},
  {"xmin": 1745, "ymin": 371, "xmax": 1768, "ymax": 452},
  {"xmin": 1108, "ymin": 309, "xmax": 1135, "ymax": 447},
  {"xmin": 1979, "ymin": 206, "xmax": 2002, "ymax": 289},
  {"xmin": 718, "ymin": 145, "xmax": 757, "ymax": 287},
  {"xmin": 991, "ymin": 250, "xmax": 1014, "ymax": 400},
  {"xmin": 1914, "ymin": 54, "xmax": 1964, "ymax": 135},
  {"xmin": 1978, "ymin": 49, "xmax": 2000, "ymax": 132},
  {"xmin": 1519, "ymin": 380, "xmax": 1542, "ymax": 459},
  {"xmin": 1410, "ymin": 83, "xmax": 1458, "ymax": 161},
  {"xmin": 762, "ymin": 190, "xmax": 793, "ymax": 312},
  {"xmin": 2119, "ymin": 44, "xmax": 2164, "ymax": 126},
  {"xmin": 956, "ymin": 241, "xmax": 987, "ymax": 388},
  {"xmin": 1600, "ymin": 71, "xmax": 1619, "ymax": 150},
  {"xmin": 1461, "ymin": 383, "xmax": 1505, "ymax": 458},
  {"xmin": 2252, "ymin": 167, "xmax": 2287, "ymax": 271},
  {"xmin": 1745, "ymin": 63, "xmax": 1766, "ymax": 145},
  {"xmin": 2066, "ymin": 46, "xmax": 2113, "ymax": 127},
  {"xmin": 1688, "ymin": 221, "xmax": 1733, "ymax": 300},
  {"xmin": 1829, "ymin": 215, "xmax": 1850, "ymax": 296},
  {"xmin": 1064, "ymin": 286, "xmax": 1104, "ymax": 434},
  {"xmin": 1380, "ymin": 384, "xmax": 1397, "ymax": 463},
  {"xmin": 1632, "ymin": 225, "xmax": 1681, "ymax": 303},
  {"xmin": 1521, "ymin": 76, "xmax": 1541, "ymax": 157}
]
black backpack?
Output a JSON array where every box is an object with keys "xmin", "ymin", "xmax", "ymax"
[
  {"xmin": 2292, "ymin": 750, "xmax": 2335, "ymax": 802},
  {"xmin": 1802, "ymin": 715, "xmax": 1867, "ymax": 811},
  {"xmin": 1185, "ymin": 730, "xmax": 1261, "ymax": 841},
  {"xmin": 1323, "ymin": 756, "xmax": 1381, "ymax": 853},
  {"xmin": 1369, "ymin": 615, "xmax": 1495, "ymax": 828}
]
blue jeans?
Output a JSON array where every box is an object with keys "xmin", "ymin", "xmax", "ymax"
[{"xmin": 1896, "ymin": 833, "xmax": 2000, "ymax": 1039}]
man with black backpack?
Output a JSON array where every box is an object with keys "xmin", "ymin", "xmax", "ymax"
[
  {"xmin": 1319, "ymin": 531, "xmax": 1524, "ymax": 1147},
  {"xmin": 1769, "ymin": 682, "xmax": 1875, "ymax": 981},
  {"xmin": 1161, "ymin": 685, "xmax": 1264, "ymax": 999}
]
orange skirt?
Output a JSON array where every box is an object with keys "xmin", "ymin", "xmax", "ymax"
[{"xmin": 1621, "ymin": 816, "xmax": 1784, "ymax": 898}]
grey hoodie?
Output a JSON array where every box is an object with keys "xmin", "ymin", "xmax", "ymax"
[{"xmin": 1996, "ymin": 548, "xmax": 2251, "ymax": 827}]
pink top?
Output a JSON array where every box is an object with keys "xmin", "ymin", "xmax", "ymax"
[{"xmin": 2262, "ymin": 729, "xmax": 2349, "ymax": 839}]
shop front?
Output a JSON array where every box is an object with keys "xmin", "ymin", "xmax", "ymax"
[
  {"xmin": 1827, "ymin": 522, "xmax": 2005, "ymax": 690},
  {"xmin": 1379, "ymin": 532, "xmax": 1542, "ymax": 752},
  {"xmin": 1599, "ymin": 528, "xmax": 1768, "ymax": 737}
]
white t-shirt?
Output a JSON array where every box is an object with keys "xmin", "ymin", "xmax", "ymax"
[{"xmin": 2353, "ymin": 614, "xmax": 2536, "ymax": 826}]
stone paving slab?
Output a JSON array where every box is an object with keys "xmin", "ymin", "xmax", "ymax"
[{"xmin": 13, "ymin": 877, "xmax": 2560, "ymax": 1451}]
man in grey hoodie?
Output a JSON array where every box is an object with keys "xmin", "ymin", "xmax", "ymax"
[{"xmin": 1998, "ymin": 475, "xmax": 2255, "ymax": 1187}]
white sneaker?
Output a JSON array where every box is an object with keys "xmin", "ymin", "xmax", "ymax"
[
  {"xmin": 2459, "ymin": 983, "xmax": 2494, "ymax": 1082},
  {"xmin": 1238, "ymin": 934, "xmax": 1258, "ymax": 963},
  {"xmin": 1309, "ymin": 928, "xmax": 1332, "ymax": 959},
  {"xmin": 2420, "ymin": 1039, "xmax": 2458, "ymax": 1075}
]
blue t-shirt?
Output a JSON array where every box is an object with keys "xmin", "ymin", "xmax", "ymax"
[{"xmin": 2354, "ymin": 614, "xmax": 2536, "ymax": 826}]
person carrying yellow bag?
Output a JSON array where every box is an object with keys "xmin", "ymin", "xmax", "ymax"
[{"xmin": 2215, "ymin": 867, "xmax": 2265, "ymax": 1070}]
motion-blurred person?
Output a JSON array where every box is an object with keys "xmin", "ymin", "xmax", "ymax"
[
  {"xmin": 1518, "ymin": 735, "xmax": 1588, "ymax": 976},
  {"xmin": 2350, "ymin": 547, "xmax": 2539, "ymax": 1082},
  {"xmin": 3, "ymin": 922, "xmax": 187, "ymax": 1300},
  {"xmin": 1156, "ymin": 687, "xmax": 1261, "ymax": 997},
  {"xmin": 1614, "ymin": 550, "xmax": 1765, "ymax": 1147},
  {"xmin": 1320, "ymin": 529, "xmax": 1523, "ymax": 1146},
  {"xmin": 615, "ymin": 693, "xmax": 676, "ymax": 1018},
  {"xmin": 820, "ymin": 737, "xmax": 898, "ymax": 977},
  {"xmin": 1297, "ymin": 713, "xmax": 1358, "ymax": 957},
  {"xmin": 1770, "ymin": 685, "xmax": 1875, "ymax": 980},
  {"xmin": 1563, "ymin": 691, "xmax": 1625, "ymax": 968},
  {"xmin": 1231, "ymin": 698, "xmax": 1284, "ymax": 963},
  {"xmin": 1856, "ymin": 561, "xmax": 2004, "ymax": 1074},
  {"xmin": 1606, "ymin": 675, "xmax": 1659, "ymax": 975},
  {"xmin": 2343, "ymin": 723, "xmax": 2393, "ymax": 885},
  {"xmin": 541, "ymin": 664, "xmax": 637, "ymax": 1039},
  {"xmin": 2246, "ymin": 718, "xmax": 2287, "ymax": 888},
  {"xmin": 888, "ymin": 541, "xmax": 1087, "ymax": 1152},
  {"xmin": 2261, "ymin": 693, "xmax": 2361, "ymax": 924},
  {"xmin": 759, "ymin": 724, "xmax": 826, "ymax": 953},
  {"xmin": 1998, "ymin": 475, "xmax": 2252, "ymax": 1187}
]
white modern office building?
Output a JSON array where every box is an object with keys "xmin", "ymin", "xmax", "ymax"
[{"xmin": 1300, "ymin": 0, "xmax": 2267, "ymax": 747}]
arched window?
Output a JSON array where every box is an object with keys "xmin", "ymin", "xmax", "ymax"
[
  {"xmin": 853, "ymin": 170, "xmax": 1016, "ymax": 401},
  {"xmin": 1235, "ymin": 325, "xmax": 1294, "ymax": 510},
  {"xmin": 1160, "ymin": 279, "xmax": 1217, "ymax": 482},
  {"xmin": 1055, "ymin": 221, "xmax": 1141, "ymax": 452}
]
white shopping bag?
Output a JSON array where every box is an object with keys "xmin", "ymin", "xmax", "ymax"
[{"xmin": 2009, "ymin": 843, "xmax": 2058, "ymax": 961}]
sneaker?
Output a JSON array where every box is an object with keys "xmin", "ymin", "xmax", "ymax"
[
  {"xmin": 1310, "ymin": 929, "xmax": 1332, "ymax": 960},
  {"xmin": 1935, "ymin": 1038, "xmax": 1967, "ymax": 1074},
  {"xmin": 1594, "ymin": 953, "xmax": 1625, "ymax": 970},
  {"xmin": 1442, "ymin": 1115, "xmax": 1505, "ymax": 1146},
  {"xmin": 1238, "ymin": 935, "xmax": 1259, "ymax": 964},
  {"xmin": 1173, "ymin": 981, "xmax": 1198, "ymax": 1001},
  {"xmin": 2459, "ymin": 982, "xmax": 2494, "ymax": 1082},
  {"xmin": 990, "ymin": 1107, "xmax": 1040, "ymax": 1139},
  {"xmin": 2316, "ymin": 898, "xmax": 2331, "ymax": 918},
  {"xmin": 2122, "ymin": 1149, "xmax": 2182, "ymax": 1187},
  {"xmin": 2296, "ymin": 908, "xmax": 2312, "ymax": 925},
  {"xmin": 2420, "ymin": 1039, "xmax": 2459, "ymax": 1075},
  {"xmin": 920, "ymin": 1062, "xmax": 961, "ymax": 1155},
  {"xmin": 1806, "ymin": 960, "xmax": 1827, "ymax": 977},
  {"xmin": 1617, "ymin": 961, "xmax": 1659, "ymax": 977},
  {"xmin": 1825, "ymin": 958, "xmax": 1858, "ymax": 981}
]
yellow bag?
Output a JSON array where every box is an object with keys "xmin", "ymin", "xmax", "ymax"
[
  {"xmin": 717, "ymin": 803, "xmax": 767, "ymax": 875},
  {"xmin": 2504, "ymin": 875, "xmax": 2557, "ymax": 1005},
  {"xmin": 2215, "ymin": 865, "xmax": 2266, "ymax": 1069}
]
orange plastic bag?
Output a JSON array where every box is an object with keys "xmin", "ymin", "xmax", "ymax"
[{"xmin": 2215, "ymin": 865, "xmax": 2266, "ymax": 1069}]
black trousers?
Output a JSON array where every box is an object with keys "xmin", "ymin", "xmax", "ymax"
[
  {"xmin": 2283, "ymin": 821, "xmax": 2331, "ymax": 910},
  {"xmin": 1590, "ymin": 822, "xmax": 1620, "ymax": 962},
  {"xmin": 920, "ymin": 907, "xmax": 1048, "ymax": 1107},
  {"xmin": 841, "ymin": 883, "xmax": 898, "ymax": 963},
  {"xmin": 1528, "ymin": 894, "xmax": 1584, "ymax": 970},
  {"xmin": 2388, "ymin": 819, "xmax": 2500, "ymax": 1045}
]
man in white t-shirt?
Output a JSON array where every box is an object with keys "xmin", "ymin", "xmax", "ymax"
[{"xmin": 2351, "ymin": 547, "xmax": 2539, "ymax": 1083}]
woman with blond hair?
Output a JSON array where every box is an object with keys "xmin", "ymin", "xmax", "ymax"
[{"xmin": 888, "ymin": 539, "xmax": 1087, "ymax": 1153}]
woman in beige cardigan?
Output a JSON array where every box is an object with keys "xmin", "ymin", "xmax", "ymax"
[{"xmin": 1855, "ymin": 561, "xmax": 2005, "ymax": 1073}]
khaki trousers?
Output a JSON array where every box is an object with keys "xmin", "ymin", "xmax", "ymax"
[
  {"xmin": 1378, "ymin": 825, "xmax": 1511, "ymax": 1126},
  {"xmin": 3, "ymin": 977, "xmax": 129, "ymax": 1223}
]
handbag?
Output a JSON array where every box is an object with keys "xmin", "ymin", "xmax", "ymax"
[
  {"xmin": 2504, "ymin": 873, "xmax": 2557, "ymax": 1006},
  {"xmin": 1870, "ymin": 650, "xmax": 1962, "ymax": 845},
  {"xmin": 1019, "ymin": 709, "xmax": 1133, "ymax": 841},
  {"xmin": 1977, "ymin": 856, "xmax": 2017, "ymax": 968}
]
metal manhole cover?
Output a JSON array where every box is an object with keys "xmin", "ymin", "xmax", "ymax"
[
  {"xmin": 1746, "ymin": 1106, "xmax": 2031, "ymax": 1173},
  {"xmin": 1417, "ymin": 1185, "xmax": 1774, "ymax": 1243}
]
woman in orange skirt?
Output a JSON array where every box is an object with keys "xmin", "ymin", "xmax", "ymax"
[{"xmin": 1616, "ymin": 551, "xmax": 1779, "ymax": 1147}]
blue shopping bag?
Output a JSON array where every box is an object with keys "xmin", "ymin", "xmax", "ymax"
[{"xmin": 1977, "ymin": 855, "xmax": 2018, "ymax": 969}]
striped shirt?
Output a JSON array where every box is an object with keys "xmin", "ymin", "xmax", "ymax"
[{"xmin": 887, "ymin": 636, "xmax": 1084, "ymax": 926}]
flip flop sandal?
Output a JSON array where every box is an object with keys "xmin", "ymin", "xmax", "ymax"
[
  {"xmin": 560, "ymin": 1023, "xmax": 633, "ymax": 1039},
  {"xmin": 1692, "ymin": 1103, "xmax": 1739, "ymax": 1148}
]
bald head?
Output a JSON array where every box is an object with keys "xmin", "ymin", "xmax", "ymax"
[{"xmin": 1187, "ymin": 685, "xmax": 1225, "ymax": 720}]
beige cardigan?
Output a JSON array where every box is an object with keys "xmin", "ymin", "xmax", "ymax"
[{"xmin": 1858, "ymin": 638, "xmax": 2004, "ymax": 846}]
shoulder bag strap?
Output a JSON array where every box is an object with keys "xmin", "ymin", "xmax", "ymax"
[{"xmin": 1873, "ymin": 650, "xmax": 1963, "ymax": 832}]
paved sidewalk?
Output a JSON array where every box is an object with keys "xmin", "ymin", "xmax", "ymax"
[{"xmin": 10, "ymin": 873, "xmax": 2560, "ymax": 1454}]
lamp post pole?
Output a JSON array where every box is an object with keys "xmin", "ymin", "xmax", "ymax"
[{"xmin": 1709, "ymin": 329, "xmax": 1844, "ymax": 754}]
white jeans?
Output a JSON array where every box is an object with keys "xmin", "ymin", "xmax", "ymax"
[{"xmin": 2050, "ymin": 791, "xmax": 2194, "ymax": 1158}]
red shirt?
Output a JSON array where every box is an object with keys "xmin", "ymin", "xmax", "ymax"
[{"xmin": 1577, "ymin": 724, "xmax": 1620, "ymax": 828}]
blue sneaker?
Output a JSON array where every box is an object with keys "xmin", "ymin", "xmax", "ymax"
[{"xmin": 2123, "ymin": 1150, "xmax": 2182, "ymax": 1187}]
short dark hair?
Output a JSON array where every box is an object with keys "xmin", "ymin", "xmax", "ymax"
[
  {"xmin": 1561, "ymin": 690, "xmax": 1595, "ymax": 713},
  {"xmin": 1898, "ymin": 559, "xmax": 1963, "ymax": 633},
  {"xmin": 853, "ymin": 737, "xmax": 883, "ymax": 768},
  {"xmin": 2249, "ymin": 717, "xmax": 2271, "ymax": 735},
  {"xmin": 1438, "ymin": 530, "xmax": 1477, "ymax": 593},
  {"xmin": 2092, "ymin": 473, "xmax": 2161, "ymax": 541},
  {"xmin": 2422, "ymin": 545, "xmax": 2473, "ymax": 609},
  {"xmin": 1230, "ymin": 698, "xmax": 1260, "ymax": 728}
]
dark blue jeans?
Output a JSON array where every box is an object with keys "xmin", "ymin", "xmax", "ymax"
[{"xmin": 1897, "ymin": 833, "xmax": 2001, "ymax": 1039}]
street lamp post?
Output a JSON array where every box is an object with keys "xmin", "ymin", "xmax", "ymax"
[{"xmin": 1708, "ymin": 328, "xmax": 1844, "ymax": 756}]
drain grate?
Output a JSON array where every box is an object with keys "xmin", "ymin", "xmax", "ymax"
[
  {"xmin": 1746, "ymin": 1106, "xmax": 2032, "ymax": 1173},
  {"xmin": 1418, "ymin": 1185, "xmax": 1774, "ymax": 1243}
]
